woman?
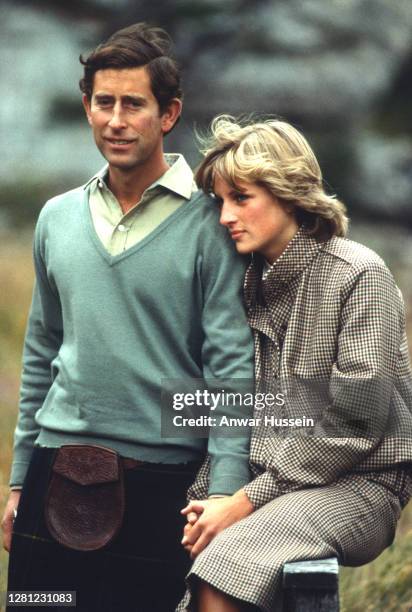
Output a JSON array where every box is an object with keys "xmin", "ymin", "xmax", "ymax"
[{"xmin": 179, "ymin": 116, "xmax": 412, "ymax": 612}]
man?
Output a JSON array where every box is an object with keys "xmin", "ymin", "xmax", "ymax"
[{"xmin": 1, "ymin": 23, "xmax": 254, "ymax": 612}]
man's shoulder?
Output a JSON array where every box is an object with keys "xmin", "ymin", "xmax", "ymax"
[
  {"xmin": 186, "ymin": 188, "xmax": 214, "ymax": 206},
  {"xmin": 184, "ymin": 189, "xmax": 220, "ymax": 220},
  {"xmin": 43, "ymin": 185, "xmax": 85, "ymax": 211},
  {"xmin": 178, "ymin": 189, "xmax": 245, "ymax": 262},
  {"xmin": 182, "ymin": 190, "xmax": 230, "ymax": 241},
  {"xmin": 38, "ymin": 185, "xmax": 85, "ymax": 223}
]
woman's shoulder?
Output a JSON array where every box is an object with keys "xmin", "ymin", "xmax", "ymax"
[
  {"xmin": 314, "ymin": 235, "xmax": 400, "ymax": 302},
  {"xmin": 320, "ymin": 235, "xmax": 387, "ymax": 272}
]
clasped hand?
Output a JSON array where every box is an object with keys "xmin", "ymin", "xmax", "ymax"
[{"xmin": 180, "ymin": 489, "xmax": 254, "ymax": 559}]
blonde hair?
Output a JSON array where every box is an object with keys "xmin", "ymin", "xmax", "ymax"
[{"xmin": 195, "ymin": 115, "xmax": 348, "ymax": 239}]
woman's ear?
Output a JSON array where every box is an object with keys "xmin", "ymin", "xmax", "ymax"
[{"xmin": 283, "ymin": 201, "xmax": 296, "ymax": 216}]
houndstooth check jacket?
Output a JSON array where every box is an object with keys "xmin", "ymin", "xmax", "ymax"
[{"xmin": 188, "ymin": 228, "xmax": 412, "ymax": 509}]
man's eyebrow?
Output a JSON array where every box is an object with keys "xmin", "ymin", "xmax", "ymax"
[
  {"xmin": 93, "ymin": 92, "xmax": 114, "ymax": 99},
  {"xmin": 93, "ymin": 93, "xmax": 147, "ymax": 103},
  {"xmin": 122, "ymin": 94, "xmax": 147, "ymax": 104}
]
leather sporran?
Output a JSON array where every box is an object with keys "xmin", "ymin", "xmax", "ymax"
[{"xmin": 44, "ymin": 444, "xmax": 125, "ymax": 552}]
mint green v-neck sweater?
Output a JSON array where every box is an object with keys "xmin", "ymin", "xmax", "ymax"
[{"xmin": 10, "ymin": 186, "xmax": 254, "ymax": 495}]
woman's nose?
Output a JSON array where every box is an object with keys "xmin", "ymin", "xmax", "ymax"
[{"xmin": 220, "ymin": 202, "xmax": 237, "ymax": 226}]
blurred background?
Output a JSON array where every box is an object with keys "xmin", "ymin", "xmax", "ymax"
[{"xmin": 0, "ymin": 0, "xmax": 412, "ymax": 610}]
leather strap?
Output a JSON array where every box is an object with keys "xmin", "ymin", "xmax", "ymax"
[{"xmin": 122, "ymin": 457, "xmax": 147, "ymax": 470}]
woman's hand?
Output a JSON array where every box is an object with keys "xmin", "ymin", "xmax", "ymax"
[{"xmin": 181, "ymin": 489, "xmax": 254, "ymax": 559}]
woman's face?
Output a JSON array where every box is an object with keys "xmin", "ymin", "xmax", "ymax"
[{"xmin": 214, "ymin": 175, "xmax": 299, "ymax": 263}]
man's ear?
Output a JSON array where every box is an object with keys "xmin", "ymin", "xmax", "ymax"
[
  {"xmin": 161, "ymin": 98, "xmax": 182, "ymax": 134},
  {"xmin": 82, "ymin": 94, "xmax": 93, "ymax": 126}
]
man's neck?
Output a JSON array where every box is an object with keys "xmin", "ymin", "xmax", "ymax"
[{"xmin": 107, "ymin": 157, "xmax": 170, "ymax": 214}]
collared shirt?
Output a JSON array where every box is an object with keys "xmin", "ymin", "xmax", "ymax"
[{"xmin": 85, "ymin": 153, "xmax": 198, "ymax": 256}]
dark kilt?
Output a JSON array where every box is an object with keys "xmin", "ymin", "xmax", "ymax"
[{"xmin": 8, "ymin": 446, "xmax": 198, "ymax": 612}]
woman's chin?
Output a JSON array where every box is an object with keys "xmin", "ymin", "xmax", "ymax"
[{"xmin": 235, "ymin": 242, "xmax": 254, "ymax": 255}]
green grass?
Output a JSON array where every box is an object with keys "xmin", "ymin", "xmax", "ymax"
[
  {"xmin": 0, "ymin": 234, "xmax": 33, "ymax": 611},
  {"xmin": 340, "ymin": 505, "xmax": 412, "ymax": 611},
  {"xmin": 0, "ymin": 235, "xmax": 412, "ymax": 611}
]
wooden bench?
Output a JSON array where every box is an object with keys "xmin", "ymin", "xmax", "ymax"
[{"xmin": 283, "ymin": 557, "xmax": 339, "ymax": 611}]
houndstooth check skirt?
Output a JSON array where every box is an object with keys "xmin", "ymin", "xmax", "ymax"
[{"xmin": 177, "ymin": 470, "xmax": 409, "ymax": 612}]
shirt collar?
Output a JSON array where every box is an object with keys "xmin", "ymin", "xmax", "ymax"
[
  {"xmin": 83, "ymin": 153, "xmax": 196, "ymax": 200},
  {"xmin": 244, "ymin": 227, "xmax": 325, "ymax": 309},
  {"xmin": 83, "ymin": 165, "xmax": 109, "ymax": 192},
  {"xmin": 153, "ymin": 153, "xmax": 197, "ymax": 199}
]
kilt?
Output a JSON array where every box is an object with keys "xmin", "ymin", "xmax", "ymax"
[
  {"xmin": 8, "ymin": 446, "xmax": 199, "ymax": 612},
  {"xmin": 178, "ymin": 470, "xmax": 409, "ymax": 612}
]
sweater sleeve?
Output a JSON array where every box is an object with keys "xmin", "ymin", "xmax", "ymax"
[
  {"xmin": 244, "ymin": 261, "xmax": 406, "ymax": 509},
  {"xmin": 199, "ymin": 220, "xmax": 255, "ymax": 496},
  {"xmin": 9, "ymin": 213, "xmax": 63, "ymax": 486}
]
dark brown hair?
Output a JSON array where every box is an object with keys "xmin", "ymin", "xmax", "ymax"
[{"xmin": 79, "ymin": 23, "xmax": 183, "ymax": 115}]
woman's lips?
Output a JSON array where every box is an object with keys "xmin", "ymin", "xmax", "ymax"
[{"xmin": 230, "ymin": 230, "xmax": 245, "ymax": 240}]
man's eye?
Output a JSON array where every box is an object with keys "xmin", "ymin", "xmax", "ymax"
[
  {"xmin": 96, "ymin": 99, "xmax": 112, "ymax": 107},
  {"xmin": 126, "ymin": 100, "xmax": 142, "ymax": 108}
]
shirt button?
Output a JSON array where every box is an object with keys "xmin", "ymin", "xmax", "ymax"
[{"xmin": 117, "ymin": 224, "xmax": 129, "ymax": 232}]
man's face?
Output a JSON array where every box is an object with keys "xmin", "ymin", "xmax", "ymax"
[{"xmin": 82, "ymin": 66, "xmax": 179, "ymax": 173}]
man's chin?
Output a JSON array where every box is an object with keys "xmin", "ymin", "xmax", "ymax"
[
  {"xmin": 96, "ymin": 145, "xmax": 136, "ymax": 168},
  {"xmin": 103, "ymin": 157, "xmax": 142, "ymax": 172}
]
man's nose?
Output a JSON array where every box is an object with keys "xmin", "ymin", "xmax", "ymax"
[
  {"xmin": 108, "ymin": 103, "xmax": 127, "ymax": 129},
  {"xmin": 220, "ymin": 202, "xmax": 237, "ymax": 226}
]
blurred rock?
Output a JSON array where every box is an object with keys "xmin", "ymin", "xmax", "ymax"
[
  {"xmin": 349, "ymin": 134, "xmax": 412, "ymax": 221},
  {"xmin": 0, "ymin": 5, "xmax": 103, "ymax": 182},
  {"xmin": 186, "ymin": 0, "xmax": 412, "ymax": 121}
]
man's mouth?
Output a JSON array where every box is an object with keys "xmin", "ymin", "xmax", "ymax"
[{"xmin": 105, "ymin": 138, "xmax": 135, "ymax": 145}]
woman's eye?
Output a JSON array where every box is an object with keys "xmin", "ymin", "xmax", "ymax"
[{"xmin": 234, "ymin": 193, "xmax": 248, "ymax": 203}]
